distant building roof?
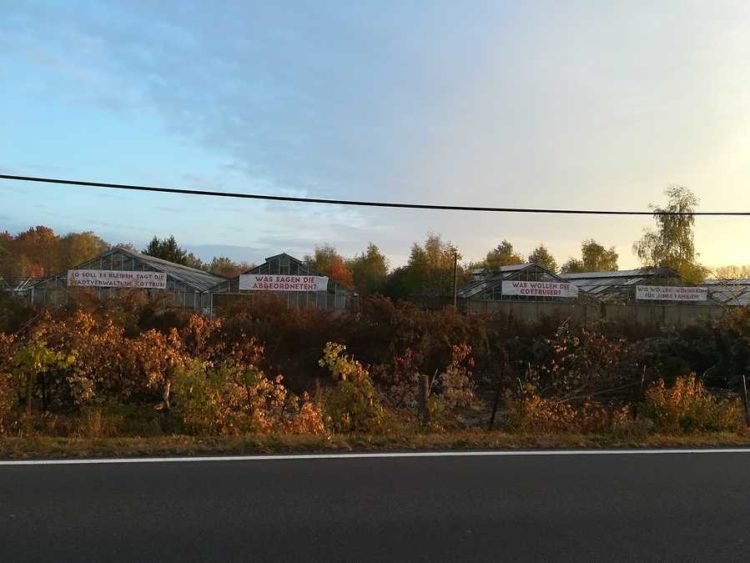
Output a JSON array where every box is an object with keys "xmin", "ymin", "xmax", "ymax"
[
  {"xmin": 32, "ymin": 247, "xmax": 225, "ymax": 293},
  {"xmin": 117, "ymin": 248, "xmax": 226, "ymax": 291},
  {"xmin": 220, "ymin": 252, "xmax": 353, "ymax": 296},
  {"xmin": 258, "ymin": 252, "xmax": 307, "ymax": 268},
  {"xmin": 459, "ymin": 263, "xmax": 571, "ymax": 300},
  {"xmin": 0, "ymin": 276, "xmax": 39, "ymax": 293},
  {"xmin": 703, "ymin": 279, "xmax": 750, "ymax": 285},
  {"xmin": 704, "ymin": 279, "xmax": 750, "ymax": 306},
  {"xmin": 559, "ymin": 268, "xmax": 680, "ymax": 298},
  {"xmin": 560, "ymin": 268, "xmax": 677, "ymax": 280}
]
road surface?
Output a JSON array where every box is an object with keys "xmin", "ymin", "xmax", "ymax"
[{"xmin": 1, "ymin": 450, "xmax": 749, "ymax": 561}]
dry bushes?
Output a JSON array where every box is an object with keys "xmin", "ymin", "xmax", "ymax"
[
  {"xmin": 0, "ymin": 311, "xmax": 325, "ymax": 437},
  {"xmin": 506, "ymin": 375, "xmax": 742, "ymax": 435},
  {"xmin": 172, "ymin": 361, "xmax": 325, "ymax": 436},
  {"xmin": 643, "ymin": 374, "xmax": 741, "ymax": 433},
  {"xmin": 318, "ymin": 342, "xmax": 389, "ymax": 433},
  {"xmin": 1, "ymin": 293, "xmax": 748, "ymax": 439},
  {"xmin": 506, "ymin": 394, "xmax": 613, "ymax": 433}
]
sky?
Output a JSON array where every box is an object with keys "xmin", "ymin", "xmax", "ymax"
[{"xmin": 2, "ymin": 0, "xmax": 750, "ymax": 270}]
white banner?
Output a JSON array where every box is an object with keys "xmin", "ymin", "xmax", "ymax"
[
  {"xmin": 67, "ymin": 269, "xmax": 167, "ymax": 289},
  {"xmin": 502, "ymin": 280, "xmax": 579, "ymax": 298},
  {"xmin": 239, "ymin": 274, "xmax": 329, "ymax": 292},
  {"xmin": 636, "ymin": 285, "xmax": 707, "ymax": 301}
]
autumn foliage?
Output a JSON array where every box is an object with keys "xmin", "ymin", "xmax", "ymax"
[{"xmin": 0, "ymin": 292, "xmax": 748, "ymax": 438}]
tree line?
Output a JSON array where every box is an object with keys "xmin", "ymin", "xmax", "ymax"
[
  {"xmin": 1, "ymin": 186, "xmax": 745, "ymax": 296},
  {"xmin": 0, "ymin": 230, "xmax": 255, "ymax": 284}
]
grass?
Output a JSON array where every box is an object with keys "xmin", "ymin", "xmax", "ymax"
[{"xmin": 2, "ymin": 429, "xmax": 750, "ymax": 460}]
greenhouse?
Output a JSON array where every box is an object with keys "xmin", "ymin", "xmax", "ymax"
[
  {"xmin": 27, "ymin": 247, "xmax": 224, "ymax": 312},
  {"xmin": 210, "ymin": 252, "xmax": 354, "ymax": 311}
]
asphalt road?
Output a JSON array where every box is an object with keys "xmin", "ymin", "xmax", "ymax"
[{"xmin": 1, "ymin": 451, "xmax": 749, "ymax": 562}]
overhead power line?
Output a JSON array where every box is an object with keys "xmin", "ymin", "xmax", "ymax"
[{"xmin": 0, "ymin": 173, "xmax": 748, "ymax": 216}]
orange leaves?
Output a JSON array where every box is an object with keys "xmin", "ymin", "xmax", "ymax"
[
  {"xmin": 328, "ymin": 256, "xmax": 354, "ymax": 290},
  {"xmin": 0, "ymin": 333, "xmax": 15, "ymax": 371},
  {"xmin": 5, "ymin": 297, "xmax": 745, "ymax": 439},
  {"xmin": 319, "ymin": 342, "xmax": 388, "ymax": 433},
  {"xmin": 644, "ymin": 374, "xmax": 741, "ymax": 432},
  {"xmin": 507, "ymin": 393, "xmax": 610, "ymax": 433},
  {"xmin": 1, "ymin": 226, "xmax": 107, "ymax": 280},
  {"xmin": 134, "ymin": 328, "xmax": 185, "ymax": 391},
  {"xmin": 436, "ymin": 344, "xmax": 477, "ymax": 410},
  {"xmin": 171, "ymin": 361, "xmax": 326, "ymax": 436},
  {"xmin": 178, "ymin": 315, "xmax": 223, "ymax": 359},
  {"xmin": 285, "ymin": 393, "xmax": 326, "ymax": 435},
  {"xmin": 0, "ymin": 310, "xmax": 330, "ymax": 436},
  {"xmin": 0, "ymin": 332, "xmax": 16, "ymax": 432}
]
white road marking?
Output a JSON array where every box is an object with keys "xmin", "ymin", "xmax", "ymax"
[{"xmin": 1, "ymin": 448, "xmax": 750, "ymax": 466}]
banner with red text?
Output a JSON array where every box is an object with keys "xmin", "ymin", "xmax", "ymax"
[
  {"xmin": 635, "ymin": 285, "xmax": 707, "ymax": 301},
  {"xmin": 67, "ymin": 269, "xmax": 167, "ymax": 289},
  {"xmin": 239, "ymin": 274, "xmax": 329, "ymax": 292},
  {"xmin": 502, "ymin": 280, "xmax": 579, "ymax": 298}
]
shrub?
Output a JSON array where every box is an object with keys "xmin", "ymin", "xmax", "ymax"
[
  {"xmin": 2, "ymin": 297, "xmax": 749, "ymax": 439},
  {"xmin": 434, "ymin": 344, "xmax": 476, "ymax": 410},
  {"xmin": 284, "ymin": 392, "xmax": 326, "ymax": 435},
  {"xmin": 0, "ymin": 292, "xmax": 35, "ymax": 334},
  {"xmin": 319, "ymin": 342, "xmax": 389, "ymax": 433},
  {"xmin": 171, "ymin": 357, "xmax": 326, "ymax": 436},
  {"xmin": 12, "ymin": 329, "xmax": 76, "ymax": 413},
  {"xmin": 374, "ymin": 348, "xmax": 421, "ymax": 410},
  {"xmin": 610, "ymin": 405, "xmax": 654, "ymax": 437},
  {"xmin": 172, "ymin": 360, "xmax": 288, "ymax": 435},
  {"xmin": 643, "ymin": 374, "xmax": 742, "ymax": 433},
  {"xmin": 505, "ymin": 392, "xmax": 610, "ymax": 433},
  {"xmin": 523, "ymin": 323, "xmax": 638, "ymax": 402},
  {"xmin": 171, "ymin": 360, "xmax": 223, "ymax": 434},
  {"xmin": 0, "ymin": 334, "xmax": 15, "ymax": 434}
]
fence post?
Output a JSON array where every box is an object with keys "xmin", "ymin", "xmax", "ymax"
[
  {"xmin": 418, "ymin": 374, "xmax": 430, "ymax": 426},
  {"xmin": 741, "ymin": 375, "xmax": 750, "ymax": 428},
  {"xmin": 452, "ymin": 251, "xmax": 458, "ymax": 309},
  {"xmin": 488, "ymin": 364, "xmax": 504, "ymax": 431}
]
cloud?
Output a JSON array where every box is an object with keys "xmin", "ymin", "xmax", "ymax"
[{"xmin": 4, "ymin": 1, "xmax": 750, "ymax": 268}]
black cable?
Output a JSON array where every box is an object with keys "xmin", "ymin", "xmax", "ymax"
[{"xmin": 1, "ymin": 173, "xmax": 747, "ymax": 216}]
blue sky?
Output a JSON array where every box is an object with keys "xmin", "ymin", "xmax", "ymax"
[{"xmin": 2, "ymin": 0, "xmax": 750, "ymax": 269}]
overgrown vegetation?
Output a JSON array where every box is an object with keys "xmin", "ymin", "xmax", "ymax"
[{"xmin": 0, "ymin": 291, "xmax": 748, "ymax": 445}]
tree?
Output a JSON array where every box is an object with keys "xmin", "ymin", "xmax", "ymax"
[
  {"xmin": 305, "ymin": 245, "xmax": 338, "ymax": 275},
  {"xmin": 0, "ymin": 232, "xmax": 12, "ymax": 280},
  {"xmin": 561, "ymin": 239, "xmax": 618, "ymax": 273},
  {"xmin": 633, "ymin": 186, "xmax": 707, "ymax": 283},
  {"xmin": 347, "ymin": 243, "xmax": 388, "ymax": 295},
  {"xmin": 207, "ymin": 256, "xmax": 253, "ymax": 278},
  {"xmin": 381, "ymin": 266, "xmax": 410, "ymax": 300},
  {"xmin": 114, "ymin": 242, "xmax": 138, "ymax": 252},
  {"xmin": 60, "ymin": 232, "xmax": 109, "ymax": 268},
  {"xmin": 528, "ymin": 244, "xmax": 558, "ymax": 273},
  {"xmin": 0, "ymin": 227, "xmax": 113, "ymax": 280},
  {"xmin": 12, "ymin": 226, "xmax": 61, "ymax": 278},
  {"xmin": 144, "ymin": 236, "xmax": 184, "ymax": 263},
  {"xmin": 329, "ymin": 257, "xmax": 355, "ymax": 289},
  {"xmin": 384, "ymin": 234, "xmax": 462, "ymax": 300},
  {"xmin": 560, "ymin": 258, "xmax": 585, "ymax": 274},
  {"xmin": 713, "ymin": 265, "xmax": 750, "ymax": 280},
  {"xmin": 143, "ymin": 236, "xmax": 204, "ymax": 269},
  {"xmin": 485, "ymin": 240, "xmax": 524, "ymax": 268},
  {"xmin": 305, "ymin": 245, "xmax": 354, "ymax": 289},
  {"xmin": 581, "ymin": 239, "xmax": 618, "ymax": 271},
  {"xmin": 182, "ymin": 254, "xmax": 204, "ymax": 270}
]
